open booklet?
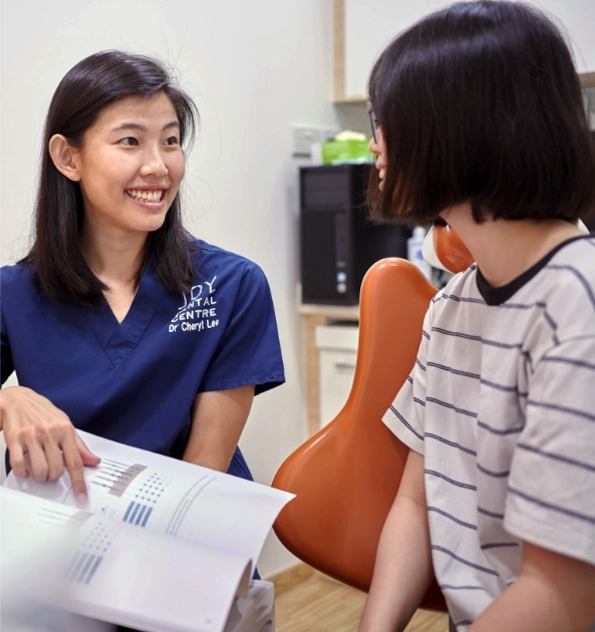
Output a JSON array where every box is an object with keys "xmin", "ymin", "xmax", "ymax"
[{"xmin": 2, "ymin": 430, "xmax": 294, "ymax": 632}]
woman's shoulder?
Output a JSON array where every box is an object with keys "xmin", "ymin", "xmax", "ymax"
[
  {"xmin": 1, "ymin": 261, "xmax": 35, "ymax": 290},
  {"xmin": 189, "ymin": 238, "xmax": 267, "ymax": 278}
]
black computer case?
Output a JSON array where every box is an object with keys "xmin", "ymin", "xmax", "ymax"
[{"xmin": 300, "ymin": 164, "xmax": 411, "ymax": 305}]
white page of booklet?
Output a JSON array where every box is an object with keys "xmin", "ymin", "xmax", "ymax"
[
  {"xmin": 4, "ymin": 430, "xmax": 293, "ymax": 587},
  {"xmin": 2, "ymin": 486, "xmax": 254, "ymax": 632}
]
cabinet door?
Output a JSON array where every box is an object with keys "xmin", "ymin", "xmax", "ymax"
[
  {"xmin": 340, "ymin": 0, "xmax": 595, "ymax": 101},
  {"xmin": 319, "ymin": 349, "xmax": 357, "ymax": 427}
]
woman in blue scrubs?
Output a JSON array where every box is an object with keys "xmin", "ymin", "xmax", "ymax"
[{"xmin": 0, "ymin": 51, "xmax": 285, "ymax": 503}]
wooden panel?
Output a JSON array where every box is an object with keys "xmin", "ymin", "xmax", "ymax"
[
  {"xmin": 299, "ymin": 295, "xmax": 359, "ymax": 436},
  {"xmin": 272, "ymin": 563, "xmax": 449, "ymax": 632},
  {"xmin": 304, "ymin": 314, "xmax": 328, "ymax": 437},
  {"xmin": 268, "ymin": 563, "xmax": 315, "ymax": 596},
  {"xmin": 333, "ymin": 0, "xmax": 346, "ymax": 101}
]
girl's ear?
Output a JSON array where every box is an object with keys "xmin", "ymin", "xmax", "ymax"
[{"xmin": 48, "ymin": 134, "xmax": 81, "ymax": 182}]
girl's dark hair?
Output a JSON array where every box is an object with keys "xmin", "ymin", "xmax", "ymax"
[
  {"xmin": 25, "ymin": 50, "xmax": 199, "ymax": 306},
  {"xmin": 368, "ymin": 0, "xmax": 595, "ymax": 225}
]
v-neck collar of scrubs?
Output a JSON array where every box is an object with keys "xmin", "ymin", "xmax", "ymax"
[{"xmin": 89, "ymin": 258, "xmax": 165, "ymax": 368}]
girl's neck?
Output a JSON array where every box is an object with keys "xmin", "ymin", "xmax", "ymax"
[{"xmin": 441, "ymin": 204, "xmax": 583, "ymax": 287}]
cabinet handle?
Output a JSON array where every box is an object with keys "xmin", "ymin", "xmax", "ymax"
[{"xmin": 334, "ymin": 361, "xmax": 356, "ymax": 370}]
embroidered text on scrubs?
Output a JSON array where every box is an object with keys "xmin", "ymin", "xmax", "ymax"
[{"xmin": 169, "ymin": 276, "xmax": 220, "ymax": 333}]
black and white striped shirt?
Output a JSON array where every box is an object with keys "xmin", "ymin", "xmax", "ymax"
[{"xmin": 383, "ymin": 235, "xmax": 595, "ymax": 630}]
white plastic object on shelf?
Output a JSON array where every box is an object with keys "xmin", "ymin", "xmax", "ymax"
[{"xmin": 407, "ymin": 227, "xmax": 432, "ymax": 278}]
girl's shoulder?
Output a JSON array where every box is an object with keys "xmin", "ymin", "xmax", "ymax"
[{"xmin": 430, "ymin": 263, "xmax": 481, "ymax": 310}]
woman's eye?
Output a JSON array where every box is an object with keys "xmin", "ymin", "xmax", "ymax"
[
  {"xmin": 120, "ymin": 137, "xmax": 138, "ymax": 146},
  {"xmin": 164, "ymin": 136, "xmax": 180, "ymax": 146}
]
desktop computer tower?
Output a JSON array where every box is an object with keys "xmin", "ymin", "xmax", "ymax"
[{"xmin": 300, "ymin": 164, "xmax": 411, "ymax": 306}]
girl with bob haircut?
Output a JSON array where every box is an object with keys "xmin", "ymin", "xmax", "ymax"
[
  {"xmin": 359, "ymin": 2, "xmax": 595, "ymax": 632},
  {"xmin": 0, "ymin": 52, "xmax": 284, "ymax": 518}
]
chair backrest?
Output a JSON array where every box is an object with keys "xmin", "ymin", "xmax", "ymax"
[{"xmin": 272, "ymin": 257, "xmax": 446, "ymax": 610}]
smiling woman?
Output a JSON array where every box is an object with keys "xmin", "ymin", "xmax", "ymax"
[
  {"xmin": 22, "ymin": 51, "xmax": 198, "ymax": 308},
  {"xmin": 0, "ymin": 52, "xmax": 285, "ymax": 578},
  {"xmin": 50, "ymin": 92, "xmax": 186, "ymax": 244}
]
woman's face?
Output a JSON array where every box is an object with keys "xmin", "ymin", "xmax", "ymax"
[
  {"xmin": 71, "ymin": 91, "xmax": 185, "ymax": 238},
  {"xmin": 369, "ymin": 127, "xmax": 387, "ymax": 191}
]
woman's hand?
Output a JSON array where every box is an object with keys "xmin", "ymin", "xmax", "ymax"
[{"xmin": 0, "ymin": 386, "xmax": 100, "ymax": 500}]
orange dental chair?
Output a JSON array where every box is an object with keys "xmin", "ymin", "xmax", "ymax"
[{"xmin": 272, "ymin": 225, "xmax": 473, "ymax": 612}]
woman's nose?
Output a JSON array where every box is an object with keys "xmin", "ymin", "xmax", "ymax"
[
  {"xmin": 369, "ymin": 137, "xmax": 379, "ymax": 157},
  {"xmin": 141, "ymin": 147, "xmax": 168, "ymax": 177}
]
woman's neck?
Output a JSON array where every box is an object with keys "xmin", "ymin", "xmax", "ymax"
[
  {"xmin": 80, "ymin": 226, "xmax": 148, "ymax": 288},
  {"xmin": 441, "ymin": 204, "xmax": 583, "ymax": 287}
]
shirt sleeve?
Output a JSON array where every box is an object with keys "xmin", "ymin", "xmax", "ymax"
[
  {"xmin": 382, "ymin": 305, "xmax": 433, "ymax": 455},
  {"xmin": 505, "ymin": 335, "xmax": 595, "ymax": 566},
  {"xmin": 199, "ymin": 262, "xmax": 285, "ymax": 395}
]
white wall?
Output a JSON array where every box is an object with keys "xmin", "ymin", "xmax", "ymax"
[
  {"xmin": 344, "ymin": 0, "xmax": 595, "ymax": 99},
  {"xmin": 1, "ymin": 0, "xmax": 340, "ymax": 577}
]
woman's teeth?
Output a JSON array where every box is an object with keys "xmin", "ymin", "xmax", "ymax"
[
  {"xmin": 127, "ymin": 189, "xmax": 163, "ymax": 202},
  {"xmin": 379, "ymin": 169, "xmax": 386, "ymax": 181}
]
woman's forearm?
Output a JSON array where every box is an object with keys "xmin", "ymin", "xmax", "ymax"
[{"xmin": 183, "ymin": 386, "xmax": 254, "ymax": 472}]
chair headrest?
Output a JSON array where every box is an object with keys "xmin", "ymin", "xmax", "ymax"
[{"xmin": 422, "ymin": 225, "xmax": 473, "ymax": 274}]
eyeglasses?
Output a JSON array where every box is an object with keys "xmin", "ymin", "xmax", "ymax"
[{"xmin": 367, "ymin": 100, "xmax": 379, "ymax": 143}]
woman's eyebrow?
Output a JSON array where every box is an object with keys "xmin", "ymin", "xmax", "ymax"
[{"xmin": 110, "ymin": 121, "xmax": 180, "ymax": 133}]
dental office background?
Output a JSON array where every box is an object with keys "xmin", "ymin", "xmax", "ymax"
[{"xmin": 2, "ymin": 0, "xmax": 594, "ymax": 579}]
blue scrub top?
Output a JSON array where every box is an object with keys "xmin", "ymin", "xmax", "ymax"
[{"xmin": 0, "ymin": 239, "xmax": 285, "ymax": 480}]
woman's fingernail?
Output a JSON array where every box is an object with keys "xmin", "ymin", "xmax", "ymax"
[{"xmin": 76, "ymin": 493, "xmax": 88, "ymax": 504}]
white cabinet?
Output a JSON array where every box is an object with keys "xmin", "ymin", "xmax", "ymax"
[
  {"xmin": 315, "ymin": 324, "xmax": 359, "ymax": 427},
  {"xmin": 336, "ymin": 0, "xmax": 595, "ymax": 101}
]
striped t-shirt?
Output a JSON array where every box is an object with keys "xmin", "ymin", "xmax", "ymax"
[{"xmin": 383, "ymin": 235, "xmax": 595, "ymax": 630}]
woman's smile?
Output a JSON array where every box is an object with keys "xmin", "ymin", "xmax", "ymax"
[{"xmin": 125, "ymin": 187, "xmax": 170, "ymax": 211}]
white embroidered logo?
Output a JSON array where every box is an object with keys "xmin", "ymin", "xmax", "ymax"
[{"xmin": 168, "ymin": 276, "xmax": 219, "ymax": 333}]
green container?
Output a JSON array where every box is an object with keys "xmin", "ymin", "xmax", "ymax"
[{"xmin": 321, "ymin": 139, "xmax": 374, "ymax": 165}]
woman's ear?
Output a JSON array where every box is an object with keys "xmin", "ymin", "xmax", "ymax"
[{"xmin": 48, "ymin": 134, "xmax": 81, "ymax": 182}]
